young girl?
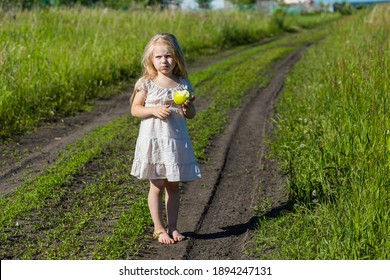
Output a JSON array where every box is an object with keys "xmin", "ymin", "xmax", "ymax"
[{"xmin": 130, "ymin": 33, "xmax": 202, "ymax": 244}]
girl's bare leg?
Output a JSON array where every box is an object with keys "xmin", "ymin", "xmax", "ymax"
[
  {"xmin": 149, "ymin": 180, "xmax": 174, "ymax": 244},
  {"xmin": 165, "ymin": 181, "xmax": 185, "ymax": 242}
]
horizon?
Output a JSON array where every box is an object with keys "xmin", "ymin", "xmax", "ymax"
[{"xmin": 181, "ymin": 0, "xmax": 389, "ymax": 10}]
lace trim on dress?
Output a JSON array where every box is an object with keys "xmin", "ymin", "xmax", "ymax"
[{"xmin": 131, "ymin": 159, "xmax": 202, "ymax": 182}]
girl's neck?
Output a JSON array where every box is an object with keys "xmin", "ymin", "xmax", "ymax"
[{"xmin": 153, "ymin": 73, "xmax": 180, "ymax": 88}]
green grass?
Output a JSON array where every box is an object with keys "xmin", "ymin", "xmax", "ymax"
[
  {"xmin": 0, "ymin": 25, "xmax": 327, "ymax": 259},
  {"xmin": 0, "ymin": 8, "xmax": 339, "ymax": 138},
  {"xmin": 0, "ymin": 116, "xmax": 151, "ymax": 259},
  {"xmin": 250, "ymin": 5, "xmax": 390, "ymax": 259}
]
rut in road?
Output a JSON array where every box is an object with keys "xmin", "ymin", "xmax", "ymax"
[
  {"xmin": 140, "ymin": 46, "xmax": 308, "ymax": 260},
  {"xmin": 184, "ymin": 49, "xmax": 305, "ymax": 260}
]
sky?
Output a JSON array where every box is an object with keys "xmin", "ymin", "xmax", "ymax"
[{"xmin": 181, "ymin": 0, "xmax": 387, "ymax": 10}]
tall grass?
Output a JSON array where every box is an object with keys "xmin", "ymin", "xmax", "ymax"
[
  {"xmin": 0, "ymin": 8, "xmax": 339, "ymax": 137},
  {"xmin": 252, "ymin": 5, "xmax": 390, "ymax": 259}
]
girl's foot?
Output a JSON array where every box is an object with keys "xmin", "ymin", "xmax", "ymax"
[
  {"xmin": 153, "ymin": 230, "xmax": 174, "ymax": 244},
  {"xmin": 170, "ymin": 229, "xmax": 185, "ymax": 242}
]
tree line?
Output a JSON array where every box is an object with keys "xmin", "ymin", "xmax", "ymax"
[{"xmin": 0, "ymin": 0, "xmax": 222, "ymax": 10}]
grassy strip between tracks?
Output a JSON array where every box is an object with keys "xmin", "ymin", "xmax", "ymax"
[
  {"xmin": 250, "ymin": 5, "xmax": 390, "ymax": 259},
  {"xmin": 0, "ymin": 27, "xmax": 328, "ymax": 259}
]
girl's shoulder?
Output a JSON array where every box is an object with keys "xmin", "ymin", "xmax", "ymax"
[
  {"xmin": 135, "ymin": 77, "xmax": 150, "ymax": 89},
  {"xmin": 180, "ymin": 77, "xmax": 194, "ymax": 92},
  {"xmin": 135, "ymin": 77, "xmax": 152, "ymax": 92}
]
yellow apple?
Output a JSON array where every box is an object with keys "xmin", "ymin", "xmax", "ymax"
[{"xmin": 173, "ymin": 90, "xmax": 190, "ymax": 105}]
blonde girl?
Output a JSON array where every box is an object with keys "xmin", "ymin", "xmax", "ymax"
[{"xmin": 130, "ymin": 33, "xmax": 201, "ymax": 244}]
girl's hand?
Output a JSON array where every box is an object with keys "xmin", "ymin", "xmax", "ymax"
[
  {"xmin": 153, "ymin": 105, "xmax": 171, "ymax": 120},
  {"xmin": 182, "ymin": 95, "xmax": 195, "ymax": 107},
  {"xmin": 182, "ymin": 96, "xmax": 196, "ymax": 119}
]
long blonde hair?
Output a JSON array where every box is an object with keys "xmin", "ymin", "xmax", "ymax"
[{"xmin": 131, "ymin": 33, "xmax": 188, "ymax": 102}]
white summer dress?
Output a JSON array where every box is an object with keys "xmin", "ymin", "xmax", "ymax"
[{"xmin": 131, "ymin": 78, "xmax": 202, "ymax": 182}]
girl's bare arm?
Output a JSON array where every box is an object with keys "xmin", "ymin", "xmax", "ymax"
[
  {"xmin": 182, "ymin": 96, "xmax": 196, "ymax": 119},
  {"xmin": 131, "ymin": 90, "xmax": 171, "ymax": 120}
]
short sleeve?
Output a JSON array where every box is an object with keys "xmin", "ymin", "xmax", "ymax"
[
  {"xmin": 183, "ymin": 78, "xmax": 194, "ymax": 93},
  {"xmin": 135, "ymin": 78, "xmax": 149, "ymax": 93}
]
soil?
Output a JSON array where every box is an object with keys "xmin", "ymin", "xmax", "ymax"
[{"xmin": 0, "ymin": 43, "xmax": 307, "ymax": 260}]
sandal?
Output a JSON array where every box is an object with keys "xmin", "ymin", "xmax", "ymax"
[{"xmin": 153, "ymin": 231, "xmax": 164, "ymax": 240}]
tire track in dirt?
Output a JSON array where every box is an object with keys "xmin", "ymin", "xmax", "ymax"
[
  {"xmin": 185, "ymin": 48, "xmax": 306, "ymax": 260},
  {"xmin": 140, "ymin": 45, "xmax": 309, "ymax": 260},
  {"xmin": 0, "ymin": 92, "xmax": 131, "ymax": 195}
]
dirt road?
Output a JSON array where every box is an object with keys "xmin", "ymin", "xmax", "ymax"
[
  {"xmin": 0, "ymin": 44, "xmax": 307, "ymax": 259},
  {"xmin": 139, "ymin": 47, "xmax": 306, "ymax": 260}
]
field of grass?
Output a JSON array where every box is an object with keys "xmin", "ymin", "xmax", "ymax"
[
  {"xmin": 250, "ymin": 5, "xmax": 390, "ymax": 259},
  {"xmin": 0, "ymin": 22, "xmax": 329, "ymax": 259},
  {"xmin": 5, "ymin": 5, "xmax": 386, "ymax": 260},
  {"xmin": 0, "ymin": 8, "xmax": 339, "ymax": 138}
]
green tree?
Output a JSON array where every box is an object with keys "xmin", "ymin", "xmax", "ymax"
[
  {"xmin": 230, "ymin": 0, "xmax": 256, "ymax": 6},
  {"xmin": 0, "ymin": 0, "xmax": 169, "ymax": 9},
  {"xmin": 196, "ymin": 0, "xmax": 212, "ymax": 9},
  {"xmin": 0, "ymin": 0, "xmax": 39, "ymax": 9}
]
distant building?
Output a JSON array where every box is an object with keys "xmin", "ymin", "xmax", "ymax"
[
  {"xmin": 283, "ymin": 0, "xmax": 313, "ymax": 4},
  {"xmin": 256, "ymin": 0, "xmax": 278, "ymax": 13},
  {"xmin": 182, "ymin": 0, "xmax": 390, "ymax": 11},
  {"xmin": 256, "ymin": 0, "xmax": 323, "ymax": 14}
]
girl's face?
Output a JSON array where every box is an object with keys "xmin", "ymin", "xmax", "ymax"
[{"xmin": 152, "ymin": 44, "xmax": 176, "ymax": 77}]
